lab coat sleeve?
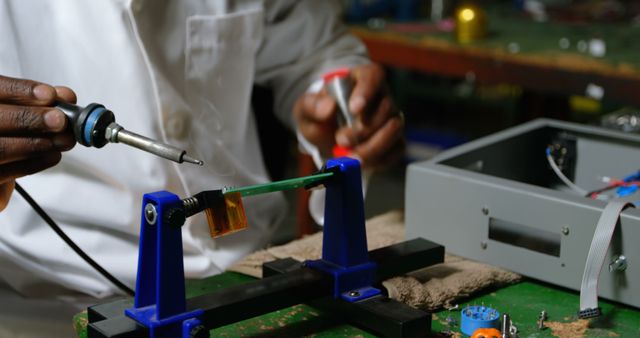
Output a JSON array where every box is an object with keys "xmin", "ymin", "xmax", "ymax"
[{"xmin": 254, "ymin": 0, "xmax": 369, "ymax": 129}]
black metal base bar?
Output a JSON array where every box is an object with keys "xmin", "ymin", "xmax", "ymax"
[
  {"xmin": 312, "ymin": 295, "xmax": 430, "ymax": 338},
  {"xmin": 265, "ymin": 259, "xmax": 432, "ymax": 338},
  {"xmin": 88, "ymin": 238, "xmax": 444, "ymax": 337},
  {"xmin": 262, "ymin": 239, "xmax": 443, "ymax": 338},
  {"xmin": 189, "ymin": 267, "xmax": 333, "ymax": 328}
]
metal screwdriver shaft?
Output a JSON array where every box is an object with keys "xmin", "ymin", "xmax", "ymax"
[
  {"xmin": 323, "ymin": 68, "xmax": 357, "ymax": 158},
  {"xmin": 323, "ymin": 68, "xmax": 355, "ymax": 129}
]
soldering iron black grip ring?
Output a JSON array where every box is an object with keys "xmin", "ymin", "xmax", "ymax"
[
  {"xmin": 88, "ymin": 108, "xmax": 115, "ymax": 148},
  {"xmin": 79, "ymin": 103, "xmax": 115, "ymax": 148},
  {"xmin": 73, "ymin": 103, "xmax": 102, "ymax": 146}
]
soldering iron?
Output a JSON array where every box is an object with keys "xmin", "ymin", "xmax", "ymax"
[
  {"xmin": 56, "ymin": 102, "xmax": 203, "ymax": 165},
  {"xmin": 12, "ymin": 102, "xmax": 203, "ymax": 297}
]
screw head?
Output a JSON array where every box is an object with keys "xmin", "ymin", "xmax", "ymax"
[
  {"xmin": 510, "ymin": 325, "xmax": 518, "ymax": 335},
  {"xmin": 104, "ymin": 123, "xmax": 122, "ymax": 142},
  {"xmin": 165, "ymin": 207, "xmax": 186, "ymax": 227},
  {"xmin": 609, "ymin": 255, "xmax": 627, "ymax": 272},
  {"xmin": 189, "ymin": 325, "xmax": 208, "ymax": 338},
  {"xmin": 539, "ymin": 310, "xmax": 548, "ymax": 319},
  {"xmin": 105, "ymin": 127, "xmax": 114, "ymax": 140},
  {"xmin": 144, "ymin": 203, "xmax": 157, "ymax": 225},
  {"xmin": 482, "ymin": 207, "xmax": 489, "ymax": 215},
  {"xmin": 481, "ymin": 241, "xmax": 488, "ymax": 250},
  {"xmin": 561, "ymin": 226, "xmax": 570, "ymax": 235}
]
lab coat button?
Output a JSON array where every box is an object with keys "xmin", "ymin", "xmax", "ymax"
[{"xmin": 165, "ymin": 110, "xmax": 190, "ymax": 139}]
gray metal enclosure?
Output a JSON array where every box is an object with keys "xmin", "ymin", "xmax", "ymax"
[{"xmin": 405, "ymin": 119, "xmax": 640, "ymax": 309}]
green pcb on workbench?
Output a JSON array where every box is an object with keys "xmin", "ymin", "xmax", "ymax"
[
  {"xmin": 74, "ymin": 274, "xmax": 640, "ymax": 337},
  {"xmin": 224, "ymin": 172, "xmax": 333, "ymax": 197},
  {"xmin": 188, "ymin": 272, "xmax": 375, "ymax": 337},
  {"xmin": 432, "ymin": 280, "xmax": 640, "ymax": 338},
  {"xmin": 192, "ymin": 276, "xmax": 640, "ymax": 337}
]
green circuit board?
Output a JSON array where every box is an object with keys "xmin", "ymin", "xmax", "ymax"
[{"xmin": 223, "ymin": 172, "xmax": 333, "ymax": 197}]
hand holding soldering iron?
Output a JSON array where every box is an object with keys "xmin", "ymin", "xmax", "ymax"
[
  {"xmin": 0, "ymin": 75, "xmax": 76, "ymax": 211},
  {"xmin": 0, "ymin": 74, "xmax": 203, "ymax": 212}
]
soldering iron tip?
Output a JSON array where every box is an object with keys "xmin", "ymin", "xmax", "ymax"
[{"xmin": 183, "ymin": 155, "xmax": 204, "ymax": 166}]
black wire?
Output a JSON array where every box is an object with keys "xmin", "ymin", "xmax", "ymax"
[{"xmin": 14, "ymin": 182, "xmax": 135, "ymax": 296}]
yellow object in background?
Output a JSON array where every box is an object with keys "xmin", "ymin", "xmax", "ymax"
[
  {"xmin": 455, "ymin": 4, "xmax": 487, "ymax": 43},
  {"xmin": 569, "ymin": 95, "xmax": 601, "ymax": 114},
  {"xmin": 205, "ymin": 192, "xmax": 248, "ymax": 238}
]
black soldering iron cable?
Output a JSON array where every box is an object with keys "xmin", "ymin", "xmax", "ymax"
[{"xmin": 14, "ymin": 182, "xmax": 135, "ymax": 296}]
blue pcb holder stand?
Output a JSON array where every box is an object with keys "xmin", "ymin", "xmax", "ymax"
[
  {"xmin": 305, "ymin": 157, "xmax": 381, "ymax": 301},
  {"xmin": 124, "ymin": 191, "xmax": 203, "ymax": 338},
  {"xmin": 124, "ymin": 157, "xmax": 380, "ymax": 336}
]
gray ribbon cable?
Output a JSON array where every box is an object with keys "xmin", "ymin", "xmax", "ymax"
[{"xmin": 579, "ymin": 200, "xmax": 634, "ymax": 318}]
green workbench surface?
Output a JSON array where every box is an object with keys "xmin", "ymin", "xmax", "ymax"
[{"xmin": 75, "ymin": 271, "xmax": 640, "ymax": 337}]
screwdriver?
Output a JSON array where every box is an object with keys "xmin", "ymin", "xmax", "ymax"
[
  {"xmin": 323, "ymin": 68, "xmax": 355, "ymax": 157},
  {"xmin": 56, "ymin": 102, "xmax": 203, "ymax": 165}
]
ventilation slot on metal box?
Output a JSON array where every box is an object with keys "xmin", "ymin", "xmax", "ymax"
[{"xmin": 488, "ymin": 218, "xmax": 561, "ymax": 257}]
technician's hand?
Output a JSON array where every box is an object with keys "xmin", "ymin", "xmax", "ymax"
[
  {"xmin": 0, "ymin": 75, "xmax": 76, "ymax": 211},
  {"xmin": 294, "ymin": 63, "xmax": 404, "ymax": 170}
]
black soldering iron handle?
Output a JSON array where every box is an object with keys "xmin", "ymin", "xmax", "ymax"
[{"xmin": 56, "ymin": 102, "xmax": 115, "ymax": 148}]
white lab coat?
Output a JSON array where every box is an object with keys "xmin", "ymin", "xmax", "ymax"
[{"xmin": 0, "ymin": 0, "xmax": 367, "ymax": 335}]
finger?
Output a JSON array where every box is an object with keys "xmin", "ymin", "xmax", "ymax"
[
  {"xmin": 0, "ymin": 152, "xmax": 62, "ymax": 180},
  {"xmin": 354, "ymin": 95, "xmax": 395, "ymax": 138},
  {"xmin": 0, "ymin": 75, "xmax": 57, "ymax": 106},
  {"xmin": 352, "ymin": 117, "xmax": 404, "ymax": 168},
  {"xmin": 349, "ymin": 64, "xmax": 385, "ymax": 115},
  {"xmin": 0, "ymin": 136, "xmax": 72, "ymax": 165},
  {"xmin": 0, "ymin": 104, "xmax": 68, "ymax": 134},
  {"xmin": 0, "ymin": 180, "xmax": 15, "ymax": 212},
  {"xmin": 335, "ymin": 126, "xmax": 356, "ymax": 148},
  {"xmin": 55, "ymin": 86, "xmax": 77, "ymax": 104},
  {"xmin": 353, "ymin": 139, "xmax": 405, "ymax": 172},
  {"xmin": 373, "ymin": 139, "xmax": 406, "ymax": 170},
  {"xmin": 296, "ymin": 116, "xmax": 336, "ymax": 152},
  {"xmin": 355, "ymin": 90, "xmax": 384, "ymax": 126},
  {"xmin": 335, "ymin": 97, "xmax": 397, "ymax": 148},
  {"xmin": 52, "ymin": 133, "xmax": 76, "ymax": 151},
  {"xmin": 296, "ymin": 92, "xmax": 336, "ymax": 123},
  {"xmin": 293, "ymin": 92, "xmax": 338, "ymax": 152}
]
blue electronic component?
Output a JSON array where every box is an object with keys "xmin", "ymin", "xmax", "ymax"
[
  {"xmin": 460, "ymin": 305, "xmax": 501, "ymax": 336},
  {"xmin": 622, "ymin": 170, "xmax": 640, "ymax": 183},
  {"xmin": 304, "ymin": 157, "xmax": 381, "ymax": 302},
  {"xmin": 616, "ymin": 185, "xmax": 638, "ymax": 197}
]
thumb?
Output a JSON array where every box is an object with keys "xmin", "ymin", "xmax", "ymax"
[{"xmin": 0, "ymin": 180, "xmax": 16, "ymax": 212}]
